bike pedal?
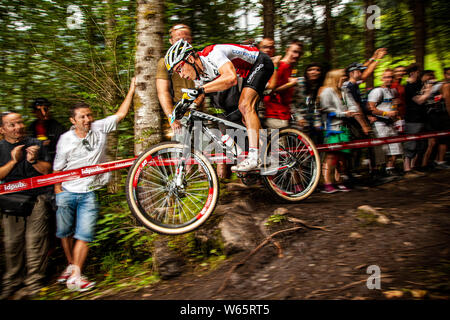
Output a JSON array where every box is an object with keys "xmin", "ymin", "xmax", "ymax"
[{"xmin": 231, "ymin": 167, "xmax": 261, "ymax": 173}]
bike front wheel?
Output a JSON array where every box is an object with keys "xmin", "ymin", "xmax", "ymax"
[
  {"xmin": 262, "ymin": 127, "xmax": 321, "ymax": 202},
  {"xmin": 126, "ymin": 142, "xmax": 219, "ymax": 235}
]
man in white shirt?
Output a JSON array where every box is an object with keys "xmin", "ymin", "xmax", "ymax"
[
  {"xmin": 53, "ymin": 78, "xmax": 136, "ymax": 292},
  {"xmin": 367, "ymin": 69, "xmax": 403, "ymax": 177}
]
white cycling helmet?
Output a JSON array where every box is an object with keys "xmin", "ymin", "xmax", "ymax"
[{"xmin": 164, "ymin": 39, "xmax": 194, "ymax": 72}]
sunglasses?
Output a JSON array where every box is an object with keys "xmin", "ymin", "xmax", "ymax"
[
  {"xmin": 82, "ymin": 139, "xmax": 93, "ymax": 151},
  {"xmin": 175, "ymin": 60, "xmax": 186, "ymax": 74}
]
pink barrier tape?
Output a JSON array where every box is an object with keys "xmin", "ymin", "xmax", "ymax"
[{"xmin": 1, "ymin": 130, "xmax": 448, "ymax": 194}]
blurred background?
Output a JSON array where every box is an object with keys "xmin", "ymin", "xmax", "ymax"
[{"xmin": 0, "ymin": 0, "xmax": 449, "ymax": 131}]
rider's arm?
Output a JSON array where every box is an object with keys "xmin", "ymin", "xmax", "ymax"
[{"xmin": 201, "ymin": 62, "xmax": 237, "ymax": 93}]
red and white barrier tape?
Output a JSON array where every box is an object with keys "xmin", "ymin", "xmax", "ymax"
[
  {"xmin": 316, "ymin": 130, "xmax": 450, "ymax": 152},
  {"xmin": 1, "ymin": 130, "xmax": 449, "ymax": 195},
  {"xmin": 0, "ymin": 158, "xmax": 136, "ymax": 195}
]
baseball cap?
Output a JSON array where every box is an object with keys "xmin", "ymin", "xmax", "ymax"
[
  {"xmin": 346, "ymin": 62, "xmax": 367, "ymax": 74},
  {"xmin": 31, "ymin": 97, "xmax": 52, "ymax": 110}
]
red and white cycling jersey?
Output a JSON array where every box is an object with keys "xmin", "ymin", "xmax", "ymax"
[{"xmin": 194, "ymin": 44, "xmax": 260, "ymax": 87}]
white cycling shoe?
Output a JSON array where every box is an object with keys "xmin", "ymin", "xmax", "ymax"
[{"xmin": 231, "ymin": 158, "xmax": 261, "ymax": 172}]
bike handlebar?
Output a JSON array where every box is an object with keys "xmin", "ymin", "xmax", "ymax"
[{"xmin": 170, "ymin": 100, "xmax": 197, "ymax": 123}]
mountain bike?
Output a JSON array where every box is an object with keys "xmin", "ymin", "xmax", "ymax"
[{"xmin": 125, "ymin": 93, "xmax": 321, "ymax": 235}]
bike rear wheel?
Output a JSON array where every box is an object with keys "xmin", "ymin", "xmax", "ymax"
[
  {"xmin": 262, "ymin": 127, "xmax": 321, "ymax": 202},
  {"xmin": 126, "ymin": 142, "xmax": 219, "ymax": 235}
]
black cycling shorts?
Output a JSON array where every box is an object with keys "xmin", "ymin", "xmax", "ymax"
[{"xmin": 243, "ymin": 52, "xmax": 274, "ymax": 98}]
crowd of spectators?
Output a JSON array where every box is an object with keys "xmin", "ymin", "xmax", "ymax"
[{"xmin": 255, "ymin": 38, "xmax": 450, "ymax": 192}]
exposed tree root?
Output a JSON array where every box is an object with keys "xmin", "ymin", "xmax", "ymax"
[{"xmin": 217, "ymin": 226, "xmax": 302, "ymax": 293}]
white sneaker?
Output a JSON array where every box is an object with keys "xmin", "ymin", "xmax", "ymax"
[
  {"xmin": 57, "ymin": 264, "xmax": 74, "ymax": 283},
  {"xmin": 66, "ymin": 275, "xmax": 96, "ymax": 292},
  {"xmin": 231, "ymin": 158, "xmax": 260, "ymax": 172}
]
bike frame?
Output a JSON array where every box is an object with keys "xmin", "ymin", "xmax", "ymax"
[
  {"xmin": 172, "ymin": 106, "xmax": 292, "ymax": 187},
  {"xmin": 180, "ymin": 109, "xmax": 246, "ymax": 161}
]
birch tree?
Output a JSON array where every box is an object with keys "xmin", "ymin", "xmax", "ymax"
[{"xmin": 134, "ymin": 0, "xmax": 164, "ymax": 155}]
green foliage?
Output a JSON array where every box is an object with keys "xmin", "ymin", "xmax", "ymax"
[
  {"xmin": 165, "ymin": 0, "xmax": 249, "ymax": 50},
  {"xmin": 273, "ymin": 0, "xmax": 449, "ymax": 77},
  {"xmin": 0, "ymin": 0, "xmax": 136, "ymax": 126},
  {"xmin": 265, "ymin": 214, "xmax": 287, "ymax": 226}
]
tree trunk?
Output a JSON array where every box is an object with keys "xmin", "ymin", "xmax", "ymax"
[
  {"xmin": 410, "ymin": 0, "xmax": 426, "ymax": 69},
  {"xmin": 309, "ymin": 0, "xmax": 317, "ymax": 57},
  {"xmin": 21, "ymin": 48, "xmax": 32, "ymax": 109},
  {"xmin": 323, "ymin": 0, "xmax": 335, "ymax": 68},
  {"xmin": 364, "ymin": 0, "xmax": 375, "ymax": 88},
  {"xmin": 262, "ymin": 0, "xmax": 275, "ymax": 39},
  {"xmin": 134, "ymin": 0, "xmax": 164, "ymax": 156},
  {"xmin": 105, "ymin": 0, "xmax": 122, "ymax": 193}
]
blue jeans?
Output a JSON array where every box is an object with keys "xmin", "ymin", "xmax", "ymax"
[{"xmin": 55, "ymin": 191, "xmax": 98, "ymax": 242}]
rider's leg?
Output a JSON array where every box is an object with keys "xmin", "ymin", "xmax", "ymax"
[
  {"xmin": 238, "ymin": 87, "xmax": 261, "ymax": 149},
  {"xmin": 231, "ymin": 87, "xmax": 261, "ymax": 171}
]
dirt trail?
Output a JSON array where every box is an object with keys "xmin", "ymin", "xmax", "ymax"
[{"xmin": 106, "ymin": 170, "xmax": 450, "ymax": 300}]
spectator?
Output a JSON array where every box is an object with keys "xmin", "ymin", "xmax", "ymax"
[
  {"xmin": 403, "ymin": 64, "xmax": 429, "ymax": 176},
  {"xmin": 391, "ymin": 66, "xmax": 407, "ymax": 118},
  {"xmin": 258, "ymin": 37, "xmax": 276, "ymax": 58},
  {"xmin": 443, "ymin": 67, "xmax": 450, "ymax": 115},
  {"xmin": 259, "ymin": 37, "xmax": 282, "ymax": 92},
  {"xmin": 29, "ymin": 98, "xmax": 66, "ymax": 259},
  {"xmin": 367, "ymin": 69, "xmax": 403, "ymax": 177},
  {"xmin": 0, "ymin": 111, "xmax": 52, "ymax": 300},
  {"xmin": 28, "ymin": 98, "xmax": 66, "ymax": 162},
  {"xmin": 52, "ymin": 78, "xmax": 136, "ymax": 292},
  {"xmin": 421, "ymin": 70, "xmax": 450, "ymax": 169},
  {"xmin": 344, "ymin": 48, "xmax": 388, "ymax": 118},
  {"xmin": 342, "ymin": 52, "xmax": 386, "ymax": 180},
  {"xmin": 263, "ymin": 40, "xmax": 303, "ymax": 129},
  {"xmin": 319, "ymin": 69, "xmax": 369, "ymax": 193},
  {"xmin": 343, "ymin": 51, "xmax": 387, "ymax": 178},
  {"xmin": 342, "ymin": 62, "xmax": 376, "ymax": 181},
  {"xmin": 156, "ymin": 24, "xmax": 195, "ymax": 135},
  {"xmin": 292, "ymin": 62, "xmax": 325, "ymax": 144}
]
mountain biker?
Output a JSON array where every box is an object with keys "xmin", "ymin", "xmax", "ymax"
[{"xmin": 164, "ymin": 39, "xmax": 274, "ymax": 172}]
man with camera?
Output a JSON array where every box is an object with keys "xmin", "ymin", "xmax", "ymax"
[{"xmin": 0, "ymin": 111, "xmax": 52, "ymax": 299}]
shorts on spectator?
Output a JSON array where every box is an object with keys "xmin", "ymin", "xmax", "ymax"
[
  {"xmin": 426, "ymin": 111, "xmax": 450, "ymax": 144},
  {"xmin": 404, "ymin": 122, "xmax": 426, "ymax": 159},
  {"xmin": 372, "ymin": 121, "xmax": 403, "ymax": 156},
  {"xmin": 324, "ymin": 126, "xmax": 351, "ymax": 154},
  {"xmin": 264, "ymin": 118, "xmax": 289, "ymax": 129},
  {"xmin": 55, "ymin": 191, "xmax": 98, "ymax": 242}
]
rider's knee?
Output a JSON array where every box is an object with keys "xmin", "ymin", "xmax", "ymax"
[{"xmin": 238, "ymin": 102, "xmax": 256, "ymax": 117}]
